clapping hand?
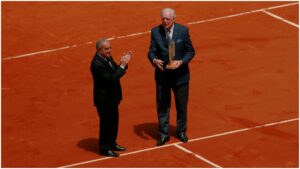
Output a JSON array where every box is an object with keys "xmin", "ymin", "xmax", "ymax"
[{"xmin": 120, "ymin": 51, "xmax": 132, "ymax": 66}]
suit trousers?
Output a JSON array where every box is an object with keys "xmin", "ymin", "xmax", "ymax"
[
  {"xmin": 96, "ymin": 104, "xmax": 119, "ymax": 150},
  {"xmin": 156, "ymin": 82, "xmax": 189, "ymax": 137}
]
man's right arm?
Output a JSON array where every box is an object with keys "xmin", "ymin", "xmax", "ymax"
[
  {"xmin": 148, "ymin": 30, "xmax": 164, "ymax": 71},
  {"xmin": 92, "ymin": 61, "xmax": 125, "ymax": 85},
  {"xmin": 148, "ymin": 30, "xmax": 157, "ymax": 66}
]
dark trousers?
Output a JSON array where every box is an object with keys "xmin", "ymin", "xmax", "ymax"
[
  {"xmin": 96, "ymin": 104, "xmax": 119, "ymax": 151},
  {"xmin": 156, "ymin": 83, "xmax": 189, "ymax": 137}
]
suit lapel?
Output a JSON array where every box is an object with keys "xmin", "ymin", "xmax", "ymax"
[
  {"xmin": 107, "ymin": 57, "xmax": 116, "ymax": 71},
  {"xmin": 97, "ymin": 54, "xmax": 115, "ymax": 71},
  {"xmin": 172, "ymin": 23, "xmax": 178, "ymax": 41},
  {"xmin": 159, "ymin": 25, "xmax": 168, "ymax": 46}
]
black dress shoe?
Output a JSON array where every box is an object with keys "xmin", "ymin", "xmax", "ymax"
[
  {"xmin": 113, "ymin": 144, "xmax": 126, "ymax": 151},
  {"xmin": 156, "ymin": 136, "xmax": 170, "ymax": 146},
  {"xmin": 100, "ymin": 150, "xmax": 120, "ymax": 157},
  {"xmin": 177, "ymin": 133, "xmax": 188, "ymax": 143}
]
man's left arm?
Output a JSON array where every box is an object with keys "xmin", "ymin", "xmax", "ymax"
[{"xmin": 181, "ymin": 28, "xmax": 195, "ymax": 64}]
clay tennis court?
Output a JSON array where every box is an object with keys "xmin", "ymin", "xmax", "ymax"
[{"xmin": 1, "ymin": 1, "xmax": 299, "ymax": 167}]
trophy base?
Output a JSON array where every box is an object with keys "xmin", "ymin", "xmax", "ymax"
[{"xmin": 166, "ymin": 62, "xmax": 177, "ymax": 70}]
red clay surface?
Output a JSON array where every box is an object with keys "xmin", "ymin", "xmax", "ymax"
[
  {"xmin": 75, "ymin": 146, "xmax": 214, "ymax": 168},
  {"xmin": 182, "ymin": 121, "xmax": 298, "ymax": 167},
  {"xmin": 1, "ymin": 1, "xmax": 299, "ymax": 167}
]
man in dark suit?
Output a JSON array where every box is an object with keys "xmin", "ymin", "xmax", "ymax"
[
  {"xmin": 148, "ymin": 8, "xmax": 195, "ymax": 146},
  {"xmin": 90, "ymin": 38, "xmax": 132, "ymax": 157}
]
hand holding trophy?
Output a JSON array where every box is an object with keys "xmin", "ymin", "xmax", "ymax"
[{"xmin": 166, "ymin": 40, "xmax": 178, "ymax": 69}]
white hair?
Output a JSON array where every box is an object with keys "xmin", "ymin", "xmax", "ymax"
[
  {"xmin": 161, "ymin": 8, "xmax": 176, "ymax": 19},
  {"xmin": 96, "ymin": 38, "xmax": 109, "ymax": 50}
]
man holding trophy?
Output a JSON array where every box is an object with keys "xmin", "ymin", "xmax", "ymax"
[{"xmin": 148, "ymin": 8, "xmax": 195, "ymax": 146}]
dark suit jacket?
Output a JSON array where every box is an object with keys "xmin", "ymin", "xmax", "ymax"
[
  {"xmin": 148, "ymin": 23, "xmax": 195, "ymax": 86},
  {"xmin": 90, "ymin": 53, "xmax": 127, "ymax": 106}
]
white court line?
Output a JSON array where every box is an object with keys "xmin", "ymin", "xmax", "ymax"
[
  {"xmin": 174, "ymin": 144, "xmax": 222, "ymax": 168},
  {"xmin": 2, "ymin": 46, "xmax": 71, "ymax": 61},
  {"xmin": 59, "ymin": 143, "xmax": 176, "ymax": 168},
  {"xmin": 262, "ymin": 10, "xmax": 299, "ymax": 28},
  {"xmin": 116, "ymin": 31, "xmax": 151, "ymax": 39},
  {"xmin": 59, "ymin": 117, "xmax": 298, "ymax": 168},
  {"xmin": 187, "ymin": 2, "xmax": 298, "ymax": 25},
  {"xmin": 188, "ymin": 118, "xmax": 298, "ymax": 143},
  {"xmin": 2, "ymin": 2, "xmax": 298, "ymax": 61}
]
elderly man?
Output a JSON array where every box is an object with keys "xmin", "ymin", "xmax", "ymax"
[
  {"xmin": 148, "ymin": 8, "xmax": 195, "ymax": 146},
  {"xmin": 90, "ymin": 38, "xmax": 132, "ymax": 157}
]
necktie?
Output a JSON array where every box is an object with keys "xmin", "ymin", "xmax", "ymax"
[
  {"xmin": 167, "ymin": 30, "xmax": 172, "ymax": 42},
  {"xmin": 167, "ymin": 30, "xmax": 175, "ymax": 60},
  {"xmin": 107, "ymin": 58, "xmax": 113, "ymax": 68}
]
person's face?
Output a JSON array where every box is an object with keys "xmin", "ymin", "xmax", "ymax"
[
  {"xmin": 98, "ymin": 41, "xmax": 112, "ymax": 58},
  {"xmin": 161, "ymin": 11, "xmax": 175, "ymax": 30}
]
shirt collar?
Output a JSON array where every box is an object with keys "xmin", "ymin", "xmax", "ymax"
[
  {"xmin": 165, "ymin": 23, "xmax": 175, "ymax": 33},
  {"xmin": 97, "ymin": 52, "xmax": 108, "ymax": 61}
]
